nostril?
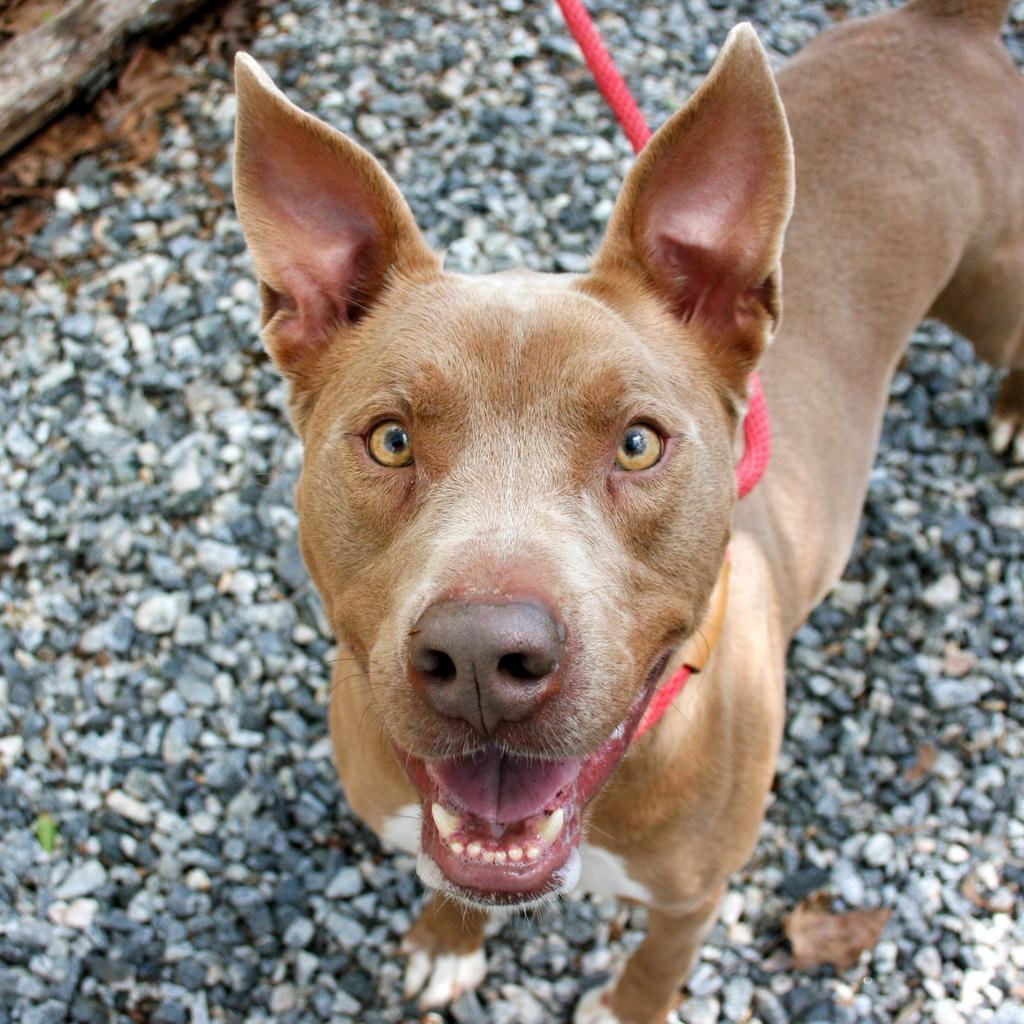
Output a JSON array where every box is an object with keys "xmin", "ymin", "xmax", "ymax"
[
  {"xmin": 498, "ymin": 651, "xmax": 557, "ymax": 681},
  {"xmin": 416, "ymin": 649, "xmax": 457, "ymax": 684}
]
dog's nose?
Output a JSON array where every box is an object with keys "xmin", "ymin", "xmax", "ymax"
[{"xmin": 408, "ymin": 600, "xmax": 565, "ymax": 735}]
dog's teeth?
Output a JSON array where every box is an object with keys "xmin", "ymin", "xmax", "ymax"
[
  {"xmin": 431, "ymin": 802, "xmax": 461, "ymax": 840},
  {"xmin": 466, "ymin": 841, "xmax": 482, "ymax": 859},
  {"xmin": 449, "ymin": 841, "xmax": 464, "ymax": 855},
  {"xmin": 508, "ymin": 846, "xmax": 523, "ymax": 862},
  {"xmin": 494, "ymin": 850, "xmax": 507, "ymax": 865},
  {"xmin": 525, "ymin": 845, "xmax": 541, "ymax": 861},
  {"xmin": 482, "ymin": 850, "xmax": 495, "ymax": 864},
  {"xmin": 537, "ymin": 807, "xmax": 564, "ymax": 845}
]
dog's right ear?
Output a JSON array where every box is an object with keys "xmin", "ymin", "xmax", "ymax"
[
  {"xmin": 233, "ymin": 54, "xmax": 437, "ymax": 384},
  {"xmin": 590, "ymin": 24, "xmax": 794, "ymax": 393}
]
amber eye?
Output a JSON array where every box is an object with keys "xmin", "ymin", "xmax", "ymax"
[
  {"xmin": 368, "ymin": 421, "xmax": 413, "ymax": 467},
  {"xmin": 615, "ymin": 423, "xmax": 663, "ymax": 471}
]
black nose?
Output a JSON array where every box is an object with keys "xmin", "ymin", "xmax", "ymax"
[{"xmin": 408, "ymin": 599, "xmax": 565, "ymax": 736}]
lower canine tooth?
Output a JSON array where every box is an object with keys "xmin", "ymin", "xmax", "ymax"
[
  {"xmin": 508, "ymin": 847, "xmax": 523, "ymax": 862},
  {"xmin": 431, "ymin": 802, "xmax": 461, "ymax": 840},
  {"xmin": 537, "ymin": 807, "xmax": 565, "ymax": 845},
  {"xmin": 466, "ymin": 842, "xmax": 482, "ymax": 858}
]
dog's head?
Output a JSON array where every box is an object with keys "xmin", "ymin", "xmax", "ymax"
[{"xmin": 233, "ymin": 25, "xmax": 793, "ymax": 908}]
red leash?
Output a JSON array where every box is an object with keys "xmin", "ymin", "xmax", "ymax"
[
  {"xmin": 554, "ymin": 0, "xmax": 772, "ymax": 738},
  {"xmin": 554, "ymin": 0, "xmax": 652, "ymax": 153}
]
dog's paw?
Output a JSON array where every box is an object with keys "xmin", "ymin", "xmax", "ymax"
[
  {"xmin": 990, "ymin": 369, "xmax": 1024, "ymax": 463},
  {"xmin": 402, "ymin": 944, "xmax": 486, "ymax": 1010},
  {"xmin": 990, "ymin": 410, "xmax": 1024, "ymax": 463},
  {"xmin": 574, "ymin": 981, "xmax": 622, "ymax": 1024}
]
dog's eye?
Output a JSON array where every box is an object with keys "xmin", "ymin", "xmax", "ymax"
[
  {"xmin": 368, "ymin": 421, "xmax": 414, "ymax": 467},
  {"xmin": 615, "ymin": 424, "xmax": 662, "ymax": 471}
]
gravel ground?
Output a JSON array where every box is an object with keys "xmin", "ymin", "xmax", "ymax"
[{"xmin": 2, "ymin": 1, "xmax": 1023, "ymax": 1022}]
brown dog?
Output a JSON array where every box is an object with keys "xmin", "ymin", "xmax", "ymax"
[{"xmin": 231, "ymin": 1, "xmax": 1024, "ymax": 1020}]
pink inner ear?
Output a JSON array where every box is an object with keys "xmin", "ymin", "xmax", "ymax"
[
  {"xmin": 647, "ymin": 237, "xmax": 734, "ymax": 325},
  {"xmin": 647, "ymin": 131, "xmax": 765, "ymax": 256},
  {"xmin": 253, "ymin": 133, "xmax": 385, "ymax": 337},
  {"xmin": 636, "ymin": 93, "xmax": 784, "ymax": 329},
  {"xmin": 268, "ymin": 238, "xmax": 374, "ymax": 340}
]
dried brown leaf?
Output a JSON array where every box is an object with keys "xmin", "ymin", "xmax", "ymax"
[
  {"xmin": 784, "ymin": 894, "xmax": 891, "ymax": 971},
  {"xmin": 90, "ymin": 46, "xmax": 189, "ymax": 170},
  {"xmin": 0, "ymin": 0, "xmax": 67, "ymax": 39},
  {"xmin": 904, "ymin": 741, "xmax": 938, "ymax": 783},
  {"xmin": 11, "ymin": 202, "xmax": 48, "ymax": 237}
]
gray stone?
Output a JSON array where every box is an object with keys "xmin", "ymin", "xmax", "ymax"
[
  {"xmin": 55, "ymin": 860, "xmax": 107, "ymax": 900},
  {"xmin": 927, "ymin": 678, "xmax": 981, "ymax": 709},
  {"xmin": 721, "ymin": 976, "xmax": 754, "ymax": 1021},
  {"xmin": 161, "ymin": 718, "xmax": 191, "ymax": 765},
  {"xmin": 283, "ymin": 916, "xmax": 315, "ymax": 948},
  {"xmin": 325, "ymin": 865, "xmax": 364, "ymax": 899},
  {"xmin": 679, "ymin": 996, "xmax": 720, "ymax": 1024}
]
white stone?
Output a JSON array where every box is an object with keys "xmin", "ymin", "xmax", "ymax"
[
  {"xmin": 946, "ymin": 843, "xmax": 970, "ymax": 864},
  {"xmin": 932, "ymin": 1000, "xmax": 966, "ymax": 1024},
  {"xmin": 913, "ymin": 946, "xmax": 942, "ymax": 978},
  {"xmin": 270, "ymin": 985, "xmax": 297, "ymax": 1013},
  {"xmin": 923, "ymin": 574, "xmax": 961, "ymax": 609},
  {"xmin": 185, "ymin": 868, "xmax": 211, "ymax": 891},
  {"xmin": 134, "ymin": 593, "xmax": 180, "ymax": 634},
  {"xmin": 862, "ymin": 832, "xmax": 895, "ymax": 867},
  {"xmin": 0, "ymin": 735, "xmax": 25, "ymax": 769},
  {"xmin": 63, "ymin": 897, "xmax": 100, "ymax": 930},
  {"xmin": 106, "ymin": 790, "xmax": 153, "ymax": 825}
]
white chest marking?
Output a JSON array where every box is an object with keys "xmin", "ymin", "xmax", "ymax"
[
  {"xmin": 380, "ymin": 803, "xmax": 422, "ymax": 855},
  {"xmin": 578, "ymin": 844, "xmax": 653, "ymax": 904},
  {"xmin": 574, "ymin": 980, "xmax": 623, "ymax": 1024}
]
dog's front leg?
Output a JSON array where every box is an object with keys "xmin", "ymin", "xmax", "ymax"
[
  {"xmin": 575, "ymin": 886, "xmax": 724, "ymax": 1024},
  {"xmin": 401, "ymin": 891, "xmax": 488, "ymax": 1010}
]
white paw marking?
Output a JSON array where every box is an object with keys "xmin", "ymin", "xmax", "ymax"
[
  {"xmin": 574, "ymin": 981, "xmax": 621, "ymax": 1024},
  {"xmin": 577, "ymin": 844, "xmax": 653, "ymax": 903},
  {"xmin": 381, "ymin": 803, "xmax": 421, "ymax": 855},
  {"xmin": 403, "ymin": 947, "xmax": 486, "ymax": 1010},
  {"xmin": 990, "ymin": 413, "xmax": 1024, "ymax": 463}
]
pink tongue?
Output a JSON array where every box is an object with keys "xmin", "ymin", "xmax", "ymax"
[{"xmin": 428, "ymin": 749, "xmax": 581, "ymax": 823}]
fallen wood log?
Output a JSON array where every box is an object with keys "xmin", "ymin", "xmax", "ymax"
[{"xmin": 0, "ymin": 0, "xmax": 212, "ymax": 161}]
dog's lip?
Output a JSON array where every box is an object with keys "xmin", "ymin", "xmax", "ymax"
[{"xmin": 394, "ymin": 648, "xmax": 673, "ymax": 904}]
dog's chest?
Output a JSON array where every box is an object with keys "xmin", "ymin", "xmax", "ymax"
[
  {"xmin": 381, "ymin": 803, "xmax": 422, "ymax": 855},
  {"xmin": 577, "ymin": 844, "xmax": 653, "ymax": 903}
]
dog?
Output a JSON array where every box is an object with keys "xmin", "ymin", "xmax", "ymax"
[{"xmin": 230, "ymin": 0, "xmax": 1024, "ymax": 1020}]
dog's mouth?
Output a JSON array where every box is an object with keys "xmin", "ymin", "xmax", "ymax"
[{"xmin": 396, "ymin": 652, "xmax": 670, "ymax": 907}]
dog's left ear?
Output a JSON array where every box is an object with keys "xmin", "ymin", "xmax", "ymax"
[
  {"xmin": 233, "ymin": 53, "xmax": 437, "ymax": 387},
  {"xmin": 591, "ymin": 24, "xmax": 794, "ymax": 389}
]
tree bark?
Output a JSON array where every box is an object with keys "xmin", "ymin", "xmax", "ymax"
[{"xmin": 0, "ymin": 0, "xmax": 212, "ymax": 161}]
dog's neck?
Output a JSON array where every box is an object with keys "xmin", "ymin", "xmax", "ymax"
[{"xmin": 736, "ymin": 11, "xmax": 990, "ymax": 633}]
